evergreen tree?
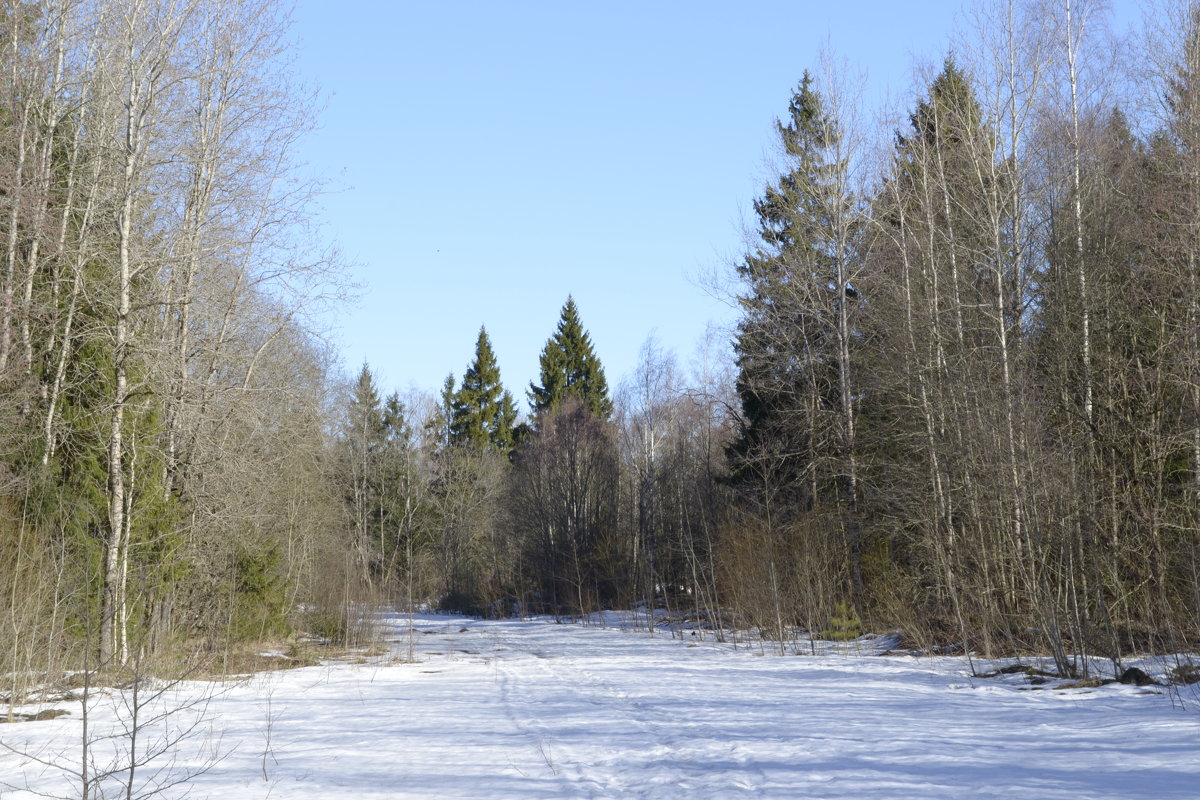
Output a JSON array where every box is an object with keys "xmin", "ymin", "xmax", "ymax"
[
  {"xmin": 528, "ymin": 297, "xmax": 612, "ymax": 419},
  {"xmin": 343, "ymin": 364, "xmax": 389, "ymax": 579},
  {"xmin": 348, "ymin": 364, "xmax": 387, "ymax": 450},
  {"xmin": 863, "ymin": 55, "xmax": 1030, "ymax": 650},
  {"xmin": 448, "ymin": 327, "xmax": 518, "ymax": 454},
  {"xmin": 382, "ymin": 391, "xmax": 412, "ymax": 451},
  {"xmin": 729, "ymin": 71, "xmax": 854, "ymax": 505},
  {"xmin": 339, "ymin": 366, "xmax": 421, "ymax": 588},
  {"xmin": 433, "ymin": 373, "xmax": 456, "ymax": 448},
  {"xmin": 891, "ymin": 56, "xmax": 999, "ymax": 342}
]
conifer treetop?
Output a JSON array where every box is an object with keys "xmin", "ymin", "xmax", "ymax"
[
  {"xmin": 528, "ymin": 296, "xmax": 612, "ymax": 420},
  {"xmin": 348, "ymin": 363, "xmax": 387, "ymax": 446},
  {"xmin": 448, "ymin": 326, "xmax": 517, "ymax": 454}
]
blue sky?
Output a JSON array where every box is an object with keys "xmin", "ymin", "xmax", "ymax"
[{"xmin": 290, "ymin": 0, "xmax": 1138, "ymax": 408}]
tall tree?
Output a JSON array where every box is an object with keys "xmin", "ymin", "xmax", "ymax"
[
  {"xmin": 98, "ymin": 0, "xmax": 193, "ymax": 666},
  {"xmin": 1126, "ymin": 0, "xmax": 1200, "ymax": 646},
  {"xmin": 343, "ymin": 364, "xmax": 387, "ymax": 582},
  {"xmin": 863, "ymin": 55, "xmax": 1007, "ymax": 653},
  {"xmin": 528, "ymin": 297, "xmax": 612, "ymax": 420},
  {"xmin": 728, "ymin": 70, "xmax": 864, "ymax": 623},
  {"xmin": 428, "ymin": 330, "xmax": 519, "ymax": 612},
  {"xmin": 449, "ymin": 327, "xmax": 517, "ymax": 454}
]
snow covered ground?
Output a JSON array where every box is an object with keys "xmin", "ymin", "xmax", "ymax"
[{"xmin": 1, "ymin": 612, "xmax": 1198, "ymax": 799}]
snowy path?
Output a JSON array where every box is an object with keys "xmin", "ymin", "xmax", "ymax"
[{"xmin": 2, "ymin": 613, "xmax": 1198, "ymax": 799}]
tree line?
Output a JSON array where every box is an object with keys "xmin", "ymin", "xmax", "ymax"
[
  {"xmin": 3, "ymin": 0, "xmax": 1199, "ymax": 695},
  {"xmin": 723, "ymin": 0, "xmax": 1200, "ymax": 671},
  {"xmin": 0, "ymin": 0, "xmax": 345, "ymax": 698},
  {"xmin": 343, "ymin": 0, "xmax": 1200, "ymax": 675},
  {"xmin": 338, "ymin": 296, "xmax": 728, "ymax": 623}
]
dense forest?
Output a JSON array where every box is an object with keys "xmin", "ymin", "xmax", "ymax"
[{"xmin": 2, "ymin": 0, "xmax": 1200, "ymax": 700}]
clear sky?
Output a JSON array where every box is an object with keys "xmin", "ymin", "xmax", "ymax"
[{"xmin": 289, "ymin": 0, "xmax": 1139, "ymax": 409}]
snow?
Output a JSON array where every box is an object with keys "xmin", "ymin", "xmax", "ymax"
[{"xmin": 2, "ymin": 613, "xmax": 1198, "ymax": 799}]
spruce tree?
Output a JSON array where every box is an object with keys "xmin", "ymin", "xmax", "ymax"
[
  {"xmin": 342, "ymin": 364, "xmax": 389, "ymax": 580},
  {"xmin": 348, "ymin": 364, "xmax": 387, "ymax": 448},
  {"xmin": 729, "ymin": 72, "xmax": 852, "ymax": 500},
  {"xmin": 729, "ymin": 70, "xmax": 868, "ymax": 617},
  {"xmin": 528, "ymin": 297, "xmax": 612, "ymax": 419},
  {"xmin": 448, "ymin": 327, "xmax": 518, "ymax": 454}
]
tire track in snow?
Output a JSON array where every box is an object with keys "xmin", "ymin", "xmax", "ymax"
[
  {"xmin": 493, "ymin": 654, "xmax": 609, "ymax": 798},
  {"xmin": 561, "ymin": 652, "xmax": 768, "ymax": 796},
  {"xmin": 484, "ymin": 624, "xmax": 767, "ymax": 799},
  {"xmin": 532, "ymin": 650, "xmax": 769, "ymax": 798}
]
